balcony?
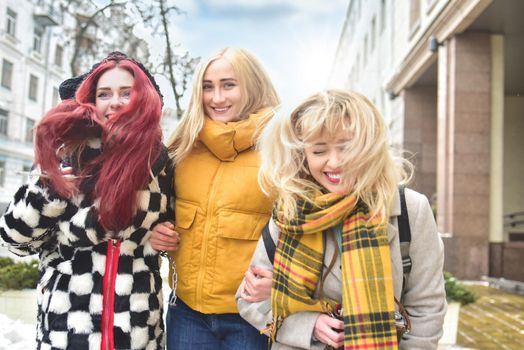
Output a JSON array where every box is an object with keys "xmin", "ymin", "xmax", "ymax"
[{"xmin": 33, "ymin": 4, "xmax": 61, "ymax": 27}]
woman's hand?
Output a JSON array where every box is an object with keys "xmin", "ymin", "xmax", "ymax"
[
  {"xmin": 60, "ymin": 165, "xmax": 75, "ymax": 180},
  {"xmin": 239, "ymin": 266, "xmax": 273, "ymax": 302},
  {"xmin": 313, "ymin": 314, "xmax": 344, "ymax": 349},
  {"xmin": 150, "ymin": 221, "xmax": 180, "ymax": 252}
]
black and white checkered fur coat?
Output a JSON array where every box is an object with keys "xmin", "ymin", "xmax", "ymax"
[{"xmin": 0, "ymin": 139, "xmax": 173, "ymax": 350}]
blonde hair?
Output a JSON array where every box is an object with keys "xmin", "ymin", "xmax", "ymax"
[
  {"xmin": 259, "ymin": 89, "xmax": 413, "ymax": 222},
  {"xmin": 168, "ymin": 47, "xmax": 280, "ymax": 163}
]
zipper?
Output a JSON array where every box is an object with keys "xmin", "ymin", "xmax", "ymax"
[
  {"xmin": 196, "ymin": 165, "xmax": 223, "ymax": 309},
  {"xmin": 101, "ymin": 239, "xmax": 120, "ymax": 350}
]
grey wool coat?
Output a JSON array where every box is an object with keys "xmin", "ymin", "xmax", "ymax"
[{"xmin": 236, "ymin": 188, "xmax": 446, "ymax": 350}]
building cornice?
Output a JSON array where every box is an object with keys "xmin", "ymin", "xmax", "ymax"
[
  {"xmin": 385, "ymin": 0, "xmax": 493, "ymax": 94},
  {"xmin": 0, "ymin": 138, "xmax": 34, "ymax": 160}
]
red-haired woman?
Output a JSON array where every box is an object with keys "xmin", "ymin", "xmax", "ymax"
[{"xmin": 0, "ymin": 52, "xmax": 173, "ymax": 349}]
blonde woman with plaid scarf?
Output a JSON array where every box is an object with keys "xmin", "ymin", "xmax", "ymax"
[{"xmin": 236, "ymin": 90, "xmax": 446, "ymax": 349}]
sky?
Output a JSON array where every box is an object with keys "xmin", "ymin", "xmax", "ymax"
[{"xmin": 134, "ymin": 0, "xmax": 349, "ymax": 112}]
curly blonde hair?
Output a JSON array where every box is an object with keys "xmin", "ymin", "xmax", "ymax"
[{"xmin": 258, "ymin": 89, "xmax": 412, "ymax": 222}]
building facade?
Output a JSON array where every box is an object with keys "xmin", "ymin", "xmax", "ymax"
[
  {"xmin": 0, "ymin": 0, "xmax": 68, "ymax": 210},
  {"xmin": 330, "ymin": 0, "xmax": 524, "ymax": 281}
]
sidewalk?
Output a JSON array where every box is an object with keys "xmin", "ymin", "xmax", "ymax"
[{"xmin": 455, "ymin": 284, "xmax": 524, "ymax": 349}]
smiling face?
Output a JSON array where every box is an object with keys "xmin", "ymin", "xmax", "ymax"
[
  {"xmin": 304, "ymin": 128, "xmax": 350, "ymax": 193},
  {"xmin": 95, "ymin": 66, "xmax": 134, "ymax": 121},
  {"xmin": 202, "ymin": 58, "xmax": 243, "ymax": 123}
]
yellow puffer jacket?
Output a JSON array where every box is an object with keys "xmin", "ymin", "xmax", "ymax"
[{"xmin": 169, "ymin": 109, "xmax": 273, "ymax": 314}]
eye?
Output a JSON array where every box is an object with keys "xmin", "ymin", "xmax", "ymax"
[
  {"xmin": 97, "ymin": 91, "xmax": 110, "ymax": 99},
  {"xmin": 202, "ymin": 83, "xmax": 213, "ymax": 91},
  {"xmin": 310, "ymin": 147, "xmax": 327, "ymax": 155},
  {"xmin": 121, "ymin": 90, "xmax": 131, "ymax": 99},
  {"xmin": 224, "ymin": 82, "xmax": 237, "ymax": 89}
]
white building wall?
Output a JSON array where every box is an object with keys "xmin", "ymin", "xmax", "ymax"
[{"xmin": 0, "ymin": 0, "xmax": 71, "ymax": 208}]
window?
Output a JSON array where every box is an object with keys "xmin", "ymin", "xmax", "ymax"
[
  {"xmin": 380, "ymin": 0, "xmax": 386, "ymax": 33},
  {"xmin": 33, "ymin": 25, "xmax": 44, "ymax": 53},
  {"xmin": 363, "ymin": 35, "xmax": 368, "ymax": 66},
  {"xmin": 355, "ymin": 54, "xmax": 360, "ymax": 81},
  {"xmin": 6, "ymin": 8, "xmax": 17, "ymax": 37},
  {"xmin": 0, "ymin": 109, "xmax": 8, "ymax": 135},
  {"xmin": 1, "ymin": 59, "xmax": 13, "ymax": 89},
  {"xmin": 54, "ymin": 44, "xmax": 63, "ymax": 67},
  {"xmin": 409, "ymin": 0, "xmax": 421, "ymax": 32},
  {"xmin": 425, "ymin": 0, "xmax": 438, "ymax": 12},
  {"xmin": 0, "ymin": 161, "xmax": 5, "ymax": 187},
  {"xmin": 22, "ymin": 164, "xmax": 32, "ymax": 185},
  {"xmin": 25, "ymin": 118, "xmax": 35, "ymax": 143},
  {"xmin": 52, "ymin": 87, "xmax": 59, "ymax": 106},
  {"xmin": 371, "ymin": 16, "xmax": 376, "ymax": 52},
  {"xmin": 28, "ymin": 74, "xmax": 39, "ymax": 101}
]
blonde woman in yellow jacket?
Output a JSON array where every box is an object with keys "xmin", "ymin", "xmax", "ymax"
[{"xmin": 150, "ymin": 47, "xmax": 280, "ymax": 350}]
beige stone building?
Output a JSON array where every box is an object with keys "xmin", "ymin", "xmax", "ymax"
[{"xmin": 330, "ymin": 0, "xmax": 524, "ymax": 281}]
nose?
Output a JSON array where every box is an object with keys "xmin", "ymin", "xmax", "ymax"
[
  {"xmin": 109, "ymin": 94, "xmax": 124, "ymax": 109},
  {"xmin": 327, "ymin": 149, "xmax": 342, "ymax": 168},
  {"xmin": 211, "ymin": 88, "xmax": 225, "ymax": 104}
]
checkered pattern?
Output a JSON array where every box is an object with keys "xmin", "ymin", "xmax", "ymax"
[{"xmin": 0, "ymin": 144, "xmax": 173, "ymax": 350}]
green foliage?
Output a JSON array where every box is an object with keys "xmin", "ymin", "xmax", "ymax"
[
  {"xmin": 444, "ymin": 272, "xmax": 476, "ymax": 305},
  {"xmin": 0, "ymin": 257, "xmax": 14, "ymax": 269},
  {"xmin": 0, "ymin": 257, "xmax": 39, "ymax": 290}
]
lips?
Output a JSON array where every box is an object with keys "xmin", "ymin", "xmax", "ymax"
[
  {"xmin": 212, "ymin": 106, "xmax": 231, "ymax": 113},
  {"xmin": 325, "ymin": 172, "xmax": 342, "ymax": 184}
]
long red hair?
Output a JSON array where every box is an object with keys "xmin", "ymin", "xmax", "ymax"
[{"xmin": 35, "ymin": 58, "xmax": 163, "ymax": 231}]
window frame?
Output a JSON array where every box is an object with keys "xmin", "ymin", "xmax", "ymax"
[
  {"xmin": 33, "ymin": 24, "xmax": 44, "ymax": 53},
  {"xmin": 0, "ymin": 109, "xmax": 8, "ymax": 136},
  {"xmin": 6, "ymin": 8, "xmax": 17, "ymax": 37},
  {"xmin": 54, "ymin": 44, "xmax": 64, "ymax": 67},
  {"xmin": 28, "ymin": 74, "xmax": 39, "ymax": 102},
  {"xmin": 0, "ymin": 160, "xmax": 6, "ymax": 188},
  {"xmin": 1, "ymin": 59, "xmax": 14, "ymax": 90},
  {"xmin": 25, "ymin": 118, "xmax": 35, "ymax": 143}
]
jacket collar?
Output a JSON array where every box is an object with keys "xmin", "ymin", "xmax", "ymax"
[
  {"xmin": 199, "ymin": 108, "xmax": 273, "ymax": 161},
  {"xmin": 390, "ymin": 188, "xmax": 401, "ymax": 217}
]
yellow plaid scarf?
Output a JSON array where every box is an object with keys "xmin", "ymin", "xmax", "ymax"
[{"xmin": 269, "ymin": 192, "xmax": 398, "ymax": 349}]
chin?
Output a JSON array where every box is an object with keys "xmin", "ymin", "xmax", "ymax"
[
  {"xmin": 321, "ymin": 183, "xmax": 346, "ymax": 194},
  {"xmin": 210, "ymin": 115, "xmax": 238, "ymax": 123}
]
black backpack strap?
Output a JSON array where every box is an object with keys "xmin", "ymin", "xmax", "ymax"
[
  {"xmin": 262, "ymin": 222, "xmax": 276, "ymax": 263},
  {"xmin": 398, "ymin": 186, "xmax": 412, "ymax": 274}
]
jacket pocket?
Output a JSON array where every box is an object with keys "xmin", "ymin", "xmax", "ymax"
[
  {"xmin": 212, "ymin": 210, "xmax": 269, "ymax": 296},
  {"xmin": 173, "ymin": 201, "xmax": 198, "ymax": 286},
  {"xmin": 175, "ymin": 201, "xmax": 198, "ymax": 230},
  {"xmin": 216, "ymin": 210, "xmax": 268, "ymax": 241}
]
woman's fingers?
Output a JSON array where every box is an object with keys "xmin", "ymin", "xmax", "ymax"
[
  {"xmin": 60, "ymin": 166, "xmax": 75, "ymax": 181},
  {"xmin": 314, "ymin": 314, "xmax": 344, "ymax": 348},
  {"xmin": 251, "ymin": 265, "xmax": 272, "ymax": 278},
  {"xmin": 150, "ymin": 222, "xmax": 180, "ymax": 251},
  {"xmin": 242, "ymin": 267, "xmax": 272, "ymax": 302}
]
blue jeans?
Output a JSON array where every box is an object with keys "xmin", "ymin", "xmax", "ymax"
[{"xmin": 166, "ymin": 298, "xmax": 268, "ymax": 350}]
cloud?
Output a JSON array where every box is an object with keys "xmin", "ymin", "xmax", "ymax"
[
  {"xmin": 202, "ymin": 0, "xmax": 346, "ymax": 19},
  {"xmin": 156, "ymin": 0, "xmax": 349, "ymax": 110}
]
